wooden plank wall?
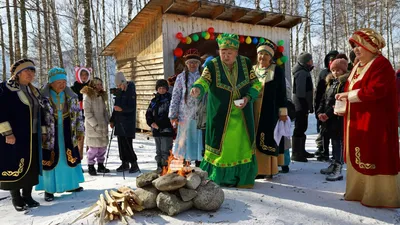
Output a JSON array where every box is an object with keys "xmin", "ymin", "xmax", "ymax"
[
  {"xmin": 115, "ymin": 14, "xmax": 164, "ymax": 131},
  {"xmin": 162, "ymin": 13, "xmax": 292, "ymax": 91}
]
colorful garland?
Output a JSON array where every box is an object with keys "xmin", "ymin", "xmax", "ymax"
[{"xmin": 173, "ymin": 27, "xmax": 288, "ymax": 65}]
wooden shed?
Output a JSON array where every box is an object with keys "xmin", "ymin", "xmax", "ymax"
[{"xmin": 101, "ymin": 0, "xmax": 303, "ymax": 131}]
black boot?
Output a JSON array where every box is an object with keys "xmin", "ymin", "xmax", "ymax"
[
  {"xmin": 291, "ymin": 137, "xmax": 308, "ymax": 162},
  {"xmin": 317, "ymin": 150, "xmax": 330, "ymax": 162},
  {"xmin": 156, "ymin": 162, "xmax": 163, "ymax": 174},
  {"xmin": 320, "ymin": 162, "xmax": 335, "ymax": 175},
  {"xmin": 301, "ymin": 136, "xmax": 314, "ymax": 158},
  {"xmin": 326, "ymin": 162, "xmax": 343, "ymax": 181},
  {"xmin": 97, "ymin": 163, "xmax": 110, "ymax": 173},
  {"xmin": 22, "ymin": 187, "xmax": 40, "ymax": 208},
  {"xmin": 44, "ymin": 192, "xmax": 54, "ymax": 202},
  {"xmin": 88, "ymin": 165, "xmax": 97, "ymax": 176},
  {"xmin": 314, "ymin": 146, "xmax": 324, "ymax": 157},
  {"xmin": 10, "ymin": 189, "xmax": 27, "ymax": 211},
  {"xmin": 195, "ymin": 160, "xmax": 201, "ymax": 167},
  {"xmin": 280, "ymin": 166, "xmax": 290, "ymax": 173},
  {"xmin": 129, "ymin": 161, "xmax": 141, "ymax": 173},
  {"xmin": 116, "ymin": 162, "xmax": 130, "ymax": 172}
]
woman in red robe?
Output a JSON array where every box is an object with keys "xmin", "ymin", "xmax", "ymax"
[{"xmin": 336, "ymin": 28, "xmax": 400, "ymax": 207}]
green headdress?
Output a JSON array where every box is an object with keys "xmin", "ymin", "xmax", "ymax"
[{"xmin": 217, "ymin": 33, "xmax": 239, "ymax": 50}]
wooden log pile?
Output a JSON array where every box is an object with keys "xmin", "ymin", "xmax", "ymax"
[{"xmin": 72, "ymin": 186, "xmax": 144, "ymax": 225}]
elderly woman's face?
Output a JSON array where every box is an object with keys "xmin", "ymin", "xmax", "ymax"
[
  {"xmin": 257, "ymin": 51, "xmax": 272, "ymax": 66},
  {"xmin": 353, "ymin": 44, "xmax": 376, "ymax": 63},
  {"xmin": 18, "ymin": 68, "xmax": 35, "ymax": 85},
  {"xmin": 219, "ymin": 49, "xmax": 238, "ymax": 65},
  {"xmin": 50, "ymin": 80, "xmax": 67, "ymax": 93}
]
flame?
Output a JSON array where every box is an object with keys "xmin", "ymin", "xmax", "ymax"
[
  {"xmin": 161, "ymin": 150, "xmax": 193, "ymax": 177},
  {"xmin": 161, "ymin": 150, "xmax": 175, "ymax": 176}
]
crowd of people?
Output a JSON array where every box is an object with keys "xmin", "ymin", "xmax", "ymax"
[{"xmin": 0, "ymin": 28, "xmax": 399, "ymax": 213}]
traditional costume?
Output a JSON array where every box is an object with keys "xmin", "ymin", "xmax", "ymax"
[
  {"xmin": 36, "ymin": 67, "xmax": 85, "ymax": 201},
  {"xmin": 0, "ymin": 59, "xmax": 43, "ymax": 210},
  {"xmin": 344, "ymin": 28, "xmax": 400, "ymax": 207},
  {"xmin": 193, "ymin": 33, "xmax": 262, "ymax": 188},
  {"xmin": 253, "ymin": 41, "xmax": 288, "ymax": 178},
  {"xmin": 169, "ymin": 49, "xmax": 203, "ymax": 163}
]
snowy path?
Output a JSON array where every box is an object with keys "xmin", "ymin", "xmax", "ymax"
[{"xmin": 1, "ymin": 115, "xmax": 399, "ymax": 225}]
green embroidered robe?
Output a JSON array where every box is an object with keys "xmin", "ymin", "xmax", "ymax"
[{"xmin": 193, "ymin": 55, "xmax": 261, "ymax": 164}]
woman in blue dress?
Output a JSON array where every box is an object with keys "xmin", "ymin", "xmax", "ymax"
[{"xmin": 36, "ymin": 67, "xmax": 85, "ymax": 201}]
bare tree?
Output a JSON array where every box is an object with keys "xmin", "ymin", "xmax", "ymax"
[
  {"xmin": 71, "ymin": 0, "xmax": 79, "ymax": 66},
  {"xmin": 302, "ymin": 0, "xmax": 310, "ymax": 52},
  {"xmin": 36, "ymin": 0, "xmax": 44, "ymax": 85},
  {"xmin": 5, "ymin": 0, "xmax": 14, "ymax": 64},
  {"xmin": 50, "ymin": 0, "xmax": 64, "ymax": 67},
  {"xmin": 91, "ymin": 0, "xmax": 101, "ymax": 76},
  {"xmin": 42, "ymin": 0, "xmax": 51, "ymax": 69},
  {"xmin": 128, "ymin": 0, "xmax": 133, "ymax": 20},
  {"xmin": 13, "ymin": 0, "xmax": 21, "ymax": 60},
  {"xmin": 83, "ymin": 0, "xmax": 93, "ymax": 68},
  {"xmin": 322, "ymin": 0, "xmax": 327, "ymax": 55},
  {"xmin": 21, "ymin": 0, "xmax": 28, "ymax": 58},
  {"xmin": 1, "ymin": 17, "xmax": 6, "ymax": 81}
]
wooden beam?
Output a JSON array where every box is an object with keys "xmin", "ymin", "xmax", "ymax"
[
  {"xmin": 278, "ymin": 17, "xmax": 303, "ymax": 29},
  {"xmin": 211, "ymin": 5, "xmax": 225, "ymax": 20},
  {"xmin": 231, "ymin": 9, "xmax": 247, "ymax": 22},
  {"xmin": 162, "ymin": 0, "xmax": 175, "ymax": 13},
  {"xmin": 187, "ymin": 2, "xmax": 201, "ymax": 16},
  {"xmin": 268, "ymin": 15, "xmax": 286, "ymax": 27},
  {"xmin": 251, "ymin": 13, "xmax": 266, "ymax": 25}
]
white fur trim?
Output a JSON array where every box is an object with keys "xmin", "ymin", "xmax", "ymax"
[
  {"xmin": 0, "ymin": 121, "xmax": 12, "ymax": 135},
  {"xmin": 348, "ymin": 89, "xmax": 361, "ymax": 103}
]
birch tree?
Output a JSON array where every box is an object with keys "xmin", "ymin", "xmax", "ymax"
[
  {"xmin": 1, "ymin": 18, "xmax": 6, "ymax": 81},
  {"xmin": 21, "ymin": 0, "xmax": 28, "ymax": 58},
  {"xmin": 50, "ymin": 0, "xmax": 64, "ymax": 67},
  {"xmin": 6, "ymin": 0, "xmax": 14, "ymax": 64},
  {"xmin": 13, "ymin": 0, "xmax": 21, "ymax": 60},
  {"xmin": 83, "ymin": 0, "xmax": 93, "ymax": 68}
]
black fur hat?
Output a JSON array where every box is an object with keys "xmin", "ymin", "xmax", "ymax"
[{"xmin": 156, "ymin": 79, "xmax": 169, "ymax": 91}]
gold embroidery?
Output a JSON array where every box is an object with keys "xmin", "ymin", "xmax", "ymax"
[
  {"xmin": 66, "ymin": 149, "xmax": 77, "ymax": 164},
  {"xmin": 355, "ymin": 147, "xmax": 376, "ymax": 169},
  {"xmin": 202, "ymin": 67, "xmax": 212, "ymax": 82},
  {"xmin": 260, "ymin": 133, "xmax": 276, "ymax": 152},
  {"xmin": 42, "ymin": 151, "xmax": 55, "ymax": 166},
  {"xmin": 2, "ymin": 158, "xmax": 24, "ymax": 177}
]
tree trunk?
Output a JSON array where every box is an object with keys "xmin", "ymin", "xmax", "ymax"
[
  {"xmin": 42, "ymin": 0, "xmax": 51, "ymax": 69},
  {"xmin": 322, "ymin": 0, "xmax": 327, "ymax": 55},
  {"xmin": 83, "ymin": 0, "xmax": 93, "ymax": 68},
  {"xmin": 367, "ymin": 0, "xmax": 370, "ymax": 27},
  {"xmin": 91, "ymin": 0, "xmax": 101, "ymax": 77},
  {"xmin": 20, "ymin": 0, "xmax": 28, "ymax": 58},
  {"xmin": 255, "ymin": 0, "xmax": 260, "ymax": 10},
  {"xmin": 13, "ymin": 0, "xmax": 21, "ymax": 60},
  {"xmin": 342, "ymin": 0, "xmax": 350, "ymax": 54},
  {"xmin": 302, "ymin": 0, "xmax": 310, "ymax": 52},
  {"xmin": 128, "ymin": 0, "xmax": 133, "ymax": 20},
  {"xmin": 37, "ymin": 0, "xmax": 44, "ymax": 85},
  {"xmin": 269, "ymin": 0, "xmax": 274, "ymax": 12},
  {"xmin": 72, "ymin": 0, "xmax": 79, "ymax": 66},
  {"xmin": 352, "ymin": 0, "xmax": 357, "ymax": 31},
  {"xmin": 6, "ymin": 0, "xmax": 14, "ymax": 64},
  {"xmin": 386, "ymin": 0, "xmax": 390, "ymax": 59},
  {"xmin": 50, "ymin": 0, "xmax": 64, "ymax": 67},
  {"xmin": 1, "ymin": 18, "xmax": 6, "ymax": 81},
  {"xmin": 102, "ymin": 0, "xmax": 110, "ymax": 112},
  {"xmin": 330, "ymin": 0, "xmax": 335, "ymax": 50}
]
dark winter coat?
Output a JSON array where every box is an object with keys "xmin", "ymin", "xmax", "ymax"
[
  {"xmin": 0, "ymin": 79, "xmax": 43, "ymax": 188},
  {"xmin": 146, "ymin": 92, "xmax": 174, "ymax": 137},
  {"xmin": 316, "ymin": 73, "xmax": 349, "ymax": 139},
  {"xmin": 314, "ymin": 50, "xmax": 339, "ymax": 112},
  {"xmin": 110, "ymin": 82, "xmax": 137, "ymax": 138},
  {"xmin": 292, "ymin": 62, "xmax": 314, "ymax": 112}
]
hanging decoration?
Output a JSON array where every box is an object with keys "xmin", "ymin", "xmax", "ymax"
[{"xmin": 172, "ymin": 30, "xmax": 288, "ymax": 67}]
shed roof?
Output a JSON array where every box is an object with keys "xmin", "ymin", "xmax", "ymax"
[{"xmin": 101, "ymin": 0, "xmax": 304, "ymax": 56}]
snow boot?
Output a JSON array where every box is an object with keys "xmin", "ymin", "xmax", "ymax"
[
  {"xmin": 291, "ymin": 137, "xmax": 308, "ymax": 162},
  {"xmin": 10, "ymin": 189, "xmax": 27, "ymax": 211},
  {"xmin": 280, "ymin": 166, "xmax": 290, "ymax": 173},
  {"xmin": 116, "ymin": 162, "xmax": 130, "ymax": 172},
  {"xmin": 88, "ymin": 165, "xmax": 97, "ymax": 176},
  {"xmin": 320, "ymin": 162, "xmax": 335, "ymax": 175},
  {"xmin": 129, "ymin": 161, "xmax": 141, "ymax": 173},
  {"xmin": 44, "ymin": 192, "xmax": 54, "ymax": 202},
  {"xmin": 302, "ymin": 136, "xmax": 314, "ymax": 158},
  {"xmin": 155, "ymin": 162, "xmax": 163, "ymax": 174},
  {"xmin": 22, "ymin": 187, "xmax": 40, "ymax": 208},
  {"xmin": 326, "ymin": 163, "xmax": 343, "ymax": 181},
  {"xmin": 97, "ymin": 163, "xmax": 110, "ymax": 173}
]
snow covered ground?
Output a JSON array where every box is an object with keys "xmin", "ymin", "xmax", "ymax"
[{"xmin": 1, "ymin": 115, "xmax": 399, "ymax": 225}]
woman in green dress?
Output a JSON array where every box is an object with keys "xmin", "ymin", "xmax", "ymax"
[{"xmin": 191, "ymin": 33, "xmax": 261, "ymax": 188}]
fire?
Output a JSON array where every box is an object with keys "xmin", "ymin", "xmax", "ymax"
[{"xmin": 161, "ymin": 150, "xmax": 193, "ymax": 177}]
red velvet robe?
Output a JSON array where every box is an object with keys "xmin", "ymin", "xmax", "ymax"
[{"xmin": 344, "ymin": 55, "xmax": 400, "ymax": 175}]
